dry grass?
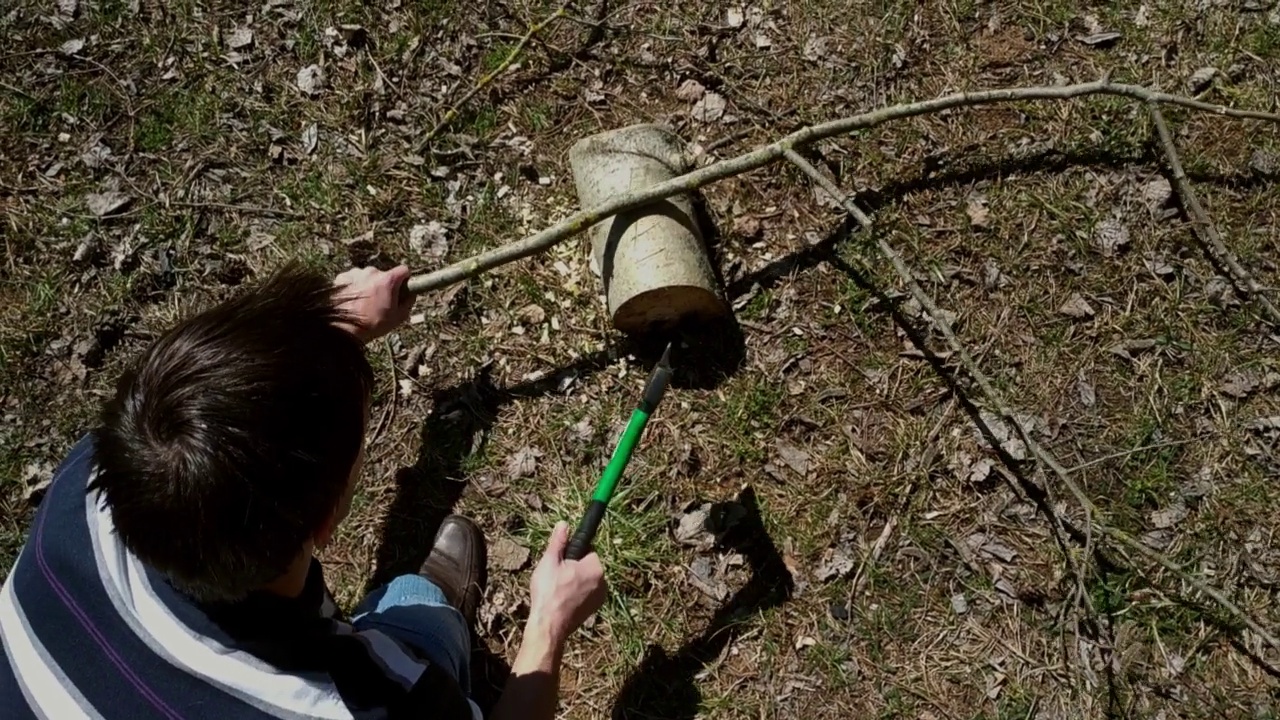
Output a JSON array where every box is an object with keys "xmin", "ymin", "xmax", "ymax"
[{"xmin": 3, "ymin": 0, "xmax": 1280, "ymax": 717}]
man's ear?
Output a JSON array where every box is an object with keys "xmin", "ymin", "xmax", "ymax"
[{"xmin": 313, "ymin": 513, "xmax": 339, "ymax": 551}]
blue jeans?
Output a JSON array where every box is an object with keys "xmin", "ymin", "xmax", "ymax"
[{"xmin": 351, "ymin": 575, "xmax": 471, "ymax": 691}]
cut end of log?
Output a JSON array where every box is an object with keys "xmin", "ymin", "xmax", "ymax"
[{"xmin": 612, "ymin": 285, "xmax": 728, "ymax": 335}]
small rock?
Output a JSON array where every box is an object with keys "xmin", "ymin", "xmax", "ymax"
[
  {"xmin": 951, "ymin": 593, "xmax": 969, "ymax": 615},
  {"xmin": 1188, "ymin": 67, "xmax": 1217, "ymax": 94},
  {"xmin": 1058, "ymin": 293, "xmax": 1095, "ymax": 319},
  {"xmin": 490, "ymin": 537, "xmax": 531, "ymax": 572},
  {"xmin": 1250, "ymin": 149, "xmax": 1279, "ymax": 179},
  {"xmin": 829, "ymin": 602, "xmax": 850, "ymax": 621},
  {"xmin": 725, "ymin": 6, "xmax": 745, "ymax": 28},
  {"xmin": 296, "ymin": 64, "xmax": 326, "ymax": 96}
]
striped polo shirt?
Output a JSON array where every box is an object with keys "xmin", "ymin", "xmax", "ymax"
[{"xmin": 0, "ymin": 435, "xmax": 480, "ymax": 719}]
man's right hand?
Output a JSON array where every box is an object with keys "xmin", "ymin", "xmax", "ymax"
[{"xmin": 527, "ymin": 521, "xmax": 608, "ymax": 649}]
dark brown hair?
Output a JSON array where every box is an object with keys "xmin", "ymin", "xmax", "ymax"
[{"xmin": 91, "ymin": 264, "xmax": 373, "ymax": 602}]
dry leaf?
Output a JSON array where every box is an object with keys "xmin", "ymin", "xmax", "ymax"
[
  {"xmin": 296, "ymin": 64, "xmax": 326, "ymax": 95},
  {"xmin": 85, "ymin": 190, "xmax": 131, "ymax": 217},
  {"xmin": 1077, "ymin": 375, "xmax": 1096, "ymax": 407},
  {"xmin": 1150, "ymin": 503, "xmax": 1188, "ymax": 529},
  {"xmin": 227, "ymin": 27, "xmax": 254, "ymax": 49},
  {"xmin": 301, "ymin": 123, "xmax": 318, "ymax": 155},
  {"xmin": 1134, "ymin": 3, "xmax": 1151, "ymax": 26},
  {"xmin": 966, "ymin": 196, "xmax": 991, "ymax": 230},
  {"xmin": 794, "ymin": 635, "xmax": 817, "ymax": 651},
  {"xmin": 1093, "ymin": 216, "xmax": 1130, "ymax": 256},
  {"xmin": 1188, "ymin": 67, "xmax": 1217, "ymax": 94},
  {"xmin": 490, "ymin": 537, "xmax": 531, "ymax": 572},
  {"xmin": 58, "ymin": 0, "xmax": 78, "ymax": 18},
  {"xmin": 1219, "ymin": 371, "xmax": 1257, "ymax": 398},
  {"xmin": 674, "ymin": 504, "xmax": 714, "ymax": 549},
  {"xmin": 1108, "ymin": 338, "xmax": 1157, "ymax": 360},
  {"xmin": 1078, "ymin": 31, "xmax": 1122, "ymax": 47},
  {"xmin": 726, "ymin": 6, "xmax": 745, "ymax": 28},
  {"xmin": 505, "ymin": 446, "xmax": 542, "ymax": 478},
  {"xmin": 951, "ymin": 593, "xmax": 969, "ymax": 615},
  {"xmin": 675, "ymin": 78, "xmax": 705, "ymax": 102},
  {"xmin": 1140, "ymin": 177, "xmax": 1173, "ymax": 209},
  {"xmin": 1143, "ymin": 252, "xmax": 1174, "ymax": 278},
  {"xmin": 775, "ymin": 440, "xmax": 810, "ymax": 476},
  {"xmin": 688, "ymin": 556, "xmax": 729, "ymax": 600},
  {"xmin": 517, "ymin": 303, "xmax": 546, "ymax": 325},
  {"xmin": 59, "ymin": 38, "xmax": 86, "ymax": 55},
  {"xmin": 982, "ymin": 257, "xmax": 1008, "ymax": 290},
  {"xmin": 753, "ymin": 33, "xmax": 773, "ymax": 49},
  {"xmin": 815, "ymin": 545, "xmax": 856, "ymax": 582},
  {"xmin": 408, "ymin": 221, "xmax": 449, "ymax": 261},
  {"xmin": 803, "ymin": 36, "xmax": 829, "ymax": 62},
  {"xmin": 1058, "ymin": 293, "xmax": 1095, "ymax": 319},
  {"xmin": 691, "ymin": 92, "xmax": 726, "ymax": 122}
]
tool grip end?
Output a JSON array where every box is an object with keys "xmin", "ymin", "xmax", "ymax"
[{"xmin": 565, "ymin": 500, "xmax": 608, "ymax": 561}]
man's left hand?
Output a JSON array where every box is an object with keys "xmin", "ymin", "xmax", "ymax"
[{"xmin": 334, "ymin": 265, "xmax": 414, "ymax": 343}]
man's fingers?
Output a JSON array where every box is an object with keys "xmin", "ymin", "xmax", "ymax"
[{"xmin": 544, "ymin": 521, "xmax": 569, "ymax": 562}]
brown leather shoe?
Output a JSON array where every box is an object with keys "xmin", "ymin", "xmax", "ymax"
[{"xmin": 419, "ymin": 515, "xmax": 487, "ymax": 625}]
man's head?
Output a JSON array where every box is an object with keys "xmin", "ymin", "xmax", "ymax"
[{"xmin": 91, "ymin": 265, "xmax": 373, "ymax": 602}]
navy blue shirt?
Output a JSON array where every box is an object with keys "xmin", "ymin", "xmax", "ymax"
[{"xmin": 0, "ymin": 435, "xmax": 478, "ymax": 719}]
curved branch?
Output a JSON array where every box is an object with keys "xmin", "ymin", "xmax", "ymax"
[{"xmin": 406, "ymin": 79, "xmax": 1280, "ymax": 295}]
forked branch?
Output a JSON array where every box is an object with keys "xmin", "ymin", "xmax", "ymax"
[{"xmin": 406, "ymin": 78, "xmax": 1280, "ymax": 295}]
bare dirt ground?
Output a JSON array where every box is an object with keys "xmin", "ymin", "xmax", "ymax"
[{"xmin": 3, "ymin": 0, "xmax": 1280, "ymax": 717}]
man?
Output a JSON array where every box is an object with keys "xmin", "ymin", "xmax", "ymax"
[{"xmin": 0, "ymin": 263, "xmax": 606, "ymax": 719}]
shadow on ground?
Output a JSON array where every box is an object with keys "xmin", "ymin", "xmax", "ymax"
[{"xmin": 611, "ymin": 486, "xmax": 794, "ymax": 719}]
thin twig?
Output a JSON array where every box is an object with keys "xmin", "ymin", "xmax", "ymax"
[
  {"xmin": 418, "ymin": 2, "xmax": 571, "ymax": 153},
  {"xmin": 0, "ymin": 80, "xmax": 34, "ymax": 101},
  {"xmin": 784, "ymin": 150, "xmax": 1280, "ymax": 657},
  {"xmin": 406, "ymin": 78, "xmax": 1280, "ymax": 295},
  {"xmin": 169, "ymin": 200, "xmax": 306, "ymax": 219},
  {"xmin": 1067, "ymin": 439, "xmax": 1193, "ymax": 474},
  {"xmin": 1148, "ymin": 104, "xmax": 1280, "ymax": 327},
  {"xmin": 785, "ymin": 148, "xmax": 1100, "ymax": 620}
]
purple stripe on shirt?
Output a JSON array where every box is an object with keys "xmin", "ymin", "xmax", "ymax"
[{"xmin": 32, "ymin": 445, "xmax": 186, "ymax": 720}]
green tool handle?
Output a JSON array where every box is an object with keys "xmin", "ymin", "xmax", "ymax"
[{"xmin": 565, "ymin": 407, "xmax": 651, "ymax": 560}]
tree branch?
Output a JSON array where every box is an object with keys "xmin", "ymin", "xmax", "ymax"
[
  {"xmin": 417, "ymin": 1, "xmax": 571, "ymax": 153},
  {"xmin": 1148, "ymin": 104, "xmax": 1280, "ymax": 327},
  {"xmin": 784, "ymin": 147, "xmax": 1280, "ymax": 658},
  {"xmin": 405, "ymin": 79, "xmax": 1280, "ymax": 295}
]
